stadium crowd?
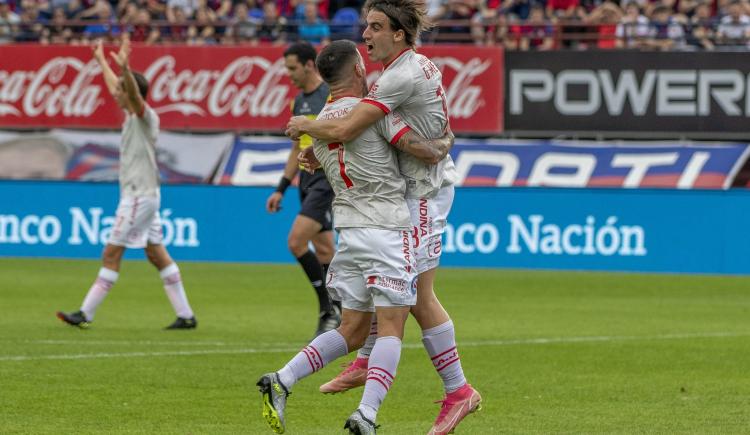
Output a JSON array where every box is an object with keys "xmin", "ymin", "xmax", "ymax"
[{"xmin": 0, "ymin": 0, "xmax": 749, "ymax": 48}]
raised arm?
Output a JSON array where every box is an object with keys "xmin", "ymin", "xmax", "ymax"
[
  {"xmin": 392, "ymin": 126, "xmax": 455, "ymax": 165},
  {"xmin": 286, "ymin": 102, "xmax": 385, "ymax": 143},
  {"xmin": 109, "ymin": 34, "xmax": 145, "ymax": 116},
  {"xmin": 93, "ymin": 40, "xmax": 119, "ymax": 97}
]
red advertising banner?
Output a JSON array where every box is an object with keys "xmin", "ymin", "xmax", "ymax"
[{"xmin": 0, "ymin": 44, "xmax": 503, "ymax": 134}]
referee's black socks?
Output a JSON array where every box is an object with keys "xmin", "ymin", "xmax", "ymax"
[{"xmin": 296, "ymin": 251, "xmax": 333, "ymax": 314}]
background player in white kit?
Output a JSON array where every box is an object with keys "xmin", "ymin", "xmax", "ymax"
[
  {"xmin": 56, "ymin": 35, "xmax": 197, "ymax": 330},
  {"xmin": 285, "ymin": 1, "xmax": 482, "ymax": 433},
  {"xmin": 256, "ymin": 40, "xmax": 453, "ymax": 435}
]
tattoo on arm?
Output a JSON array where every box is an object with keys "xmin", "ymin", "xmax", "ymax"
[{"xmin": 394, "ymin": 130, "xmax": 452, "ymax": 165}]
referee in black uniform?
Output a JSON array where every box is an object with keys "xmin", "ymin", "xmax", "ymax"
[{"xmin": 266, "ymin": 42, "xmax": 341, "ymax": 337}]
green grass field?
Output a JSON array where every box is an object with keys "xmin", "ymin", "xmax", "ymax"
[{"xmin": 1, "ymin": 258, "xmax": 749, "ymax": 434}]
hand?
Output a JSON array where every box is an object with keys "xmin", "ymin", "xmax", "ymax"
[
  {"xmin": 266, "ymin": 191, "xmax": 283, "ymax": 213},
  {"xmin": 93, "ymin": 39, "xmax": 105, "ymax": 62},
  {"xmin": 109, "ymin": 33, "xmax": 131, "ymax": 68},
  {"xmin": 285, "ymin": 116, "xmax": 306, "ymax": 140},
  {"xmin": 297, "ymin": 146, "xmax": 320, "ymax": 173}
]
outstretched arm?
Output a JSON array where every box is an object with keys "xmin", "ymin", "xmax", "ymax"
[
  {"xmin": 286, "ymin": 102, "xmax": 384, "ymax": 143},
  {"xmin": 393, "ymin": 126, "xmax": 455, "ymax": 165},
  {"xmin": 93, "ymin": 39, "xmax": 119, "ymax": 97},
  {"xmin": 110, "ymin": 34, "xmax": 145, "ymax": 116}
]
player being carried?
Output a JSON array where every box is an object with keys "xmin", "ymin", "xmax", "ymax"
[
  {"xmin": 257, "ymin": 40, "xmax": 453, "ymax": 435},
  {"xmin": 285, "ymin": 0, "xmax": 482, "ymax": 433},
  {"xmin": 57, "ymin": 35, "xmax": 197, "ymax": 330}
]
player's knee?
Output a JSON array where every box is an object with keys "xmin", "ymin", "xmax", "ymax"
[{"xmin": 287, "ymin": 237, "xmax": 307, "ymax": 257}]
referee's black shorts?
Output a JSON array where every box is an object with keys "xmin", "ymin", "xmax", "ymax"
[{"xmin": 298, "ymin": 169, "xmax": 334, "ymax": 232}]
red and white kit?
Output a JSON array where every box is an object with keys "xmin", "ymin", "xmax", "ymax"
[{"xmin": 363, "ymin": 49, "xmax": 459, "ymax": 273}]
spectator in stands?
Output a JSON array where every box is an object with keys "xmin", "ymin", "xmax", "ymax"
[
  {"xmin": 187, "ymin": 2, "xmax": 218, "ymax": 44},
  {"xmin": 131, "ymin": 7, "xmax": 161, "ymax": 43},
  {"xmin": 585, "ymin": 1, "xmax": 623, "ymax": 48},
  {"xmin": 717, "ymin": 0, "xmax": 750, "ymax": 46},
  {"xmin": 687, "ymin": 1, "xmax": 715, "ymax": 49},
  {"xmin": 327, "ymin": 0, "xmax": 360, "ymax": 19},
  {"xmin": 146, "ymin": 0, "xmax": 167, "ymax": 19},
  {"xmin": 471, "ymin": 0, "xmax": 503, "ymax": 45},
  {"xmin": 15, "ymin": 0, "xmax": 45, "ymax": 41},
  {"xmin": 501, "ymin": 0, "xmax": 538, "ymax": 20},
  {"xmin": 254, "ymin": 1, "xmax": 288, "ymax": 44},
  {"xmin": 297, "ymin": 0, "xmax": 330, "ymax": 44},
  {"xmin": 167, "ymin": 0, "xmax": 197, "ymax": 22},
  {"xmin": 80, "ymin": 0, "xmax": 116, "ymax": 39},
  {"xmin": 119, "ymin": 1, "xmax": 139, "ymax": 24},
  {"xmin": 0, "ymin": 0, "xmax": 21, "ymax": 43},
  {"xmin": 204, "ymin": 0, "xmax": 231, "ymax": 20},
  {"xmin": 40, "ymin": 6, "xmax": 71, "ymax": 43},
  {"xmin": 512, "ymin": 3, "xmax": 555, "ymax": 49},
  {"xmin": 168, "ymin": 4, "xmax": 190, "ymax": 41},
  {"xmin": 435, "ymin": 0, "xmax": 477, "ymax": 43},
  {"xmin": 643, "ymin": 3, "xmax": 685, "ymax": 50},
  {"xmin": 224, "ymin": 2, "xmax": 259, "ymax": 43},
  {"xmin": 616, "ymin": 1, "xmax": 649, "ymax": 47}
]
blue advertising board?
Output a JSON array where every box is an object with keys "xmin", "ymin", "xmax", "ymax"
[
  {"xmin": 219, "ymin": 136, "xmax": 750, "ymax": 189},
  {"xmin": 1, "ymin": 180, "xmax": 749, "ymax": 274}
]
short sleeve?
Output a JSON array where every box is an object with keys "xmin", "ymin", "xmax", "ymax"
[
  {"xmin": 375, "ymin": 109, "xmax": 411, "ymax": 145},
  {"xmin": 362, "ymin": 67, "xmax": 415, "ymax": 114}
]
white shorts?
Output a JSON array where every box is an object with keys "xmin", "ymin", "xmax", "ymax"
[
  {"xmin": 407, "ymin": 185, "xmax": 455, "ymax": 274},
  {"xmin": 326, "ymin": 228, "xmax": 418, "ymax": 312},
  {"xmin": 107, "ymin": 196, "xmax": 164, "ymax": 249}
]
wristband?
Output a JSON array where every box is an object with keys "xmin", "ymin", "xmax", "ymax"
[{"xmin": 276, "ymin": 176, "xmax": 292, "ymax": 194}]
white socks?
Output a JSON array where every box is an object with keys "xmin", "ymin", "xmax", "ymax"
[
  {"xmin": 159, "ymin": 263, "xmax": 194, "ymax": 319},
  {"xmin": 80, "ymin": 267, "xmax": 119, "ymax": 321},
  {"xmin": 422, "ymin": 320, "xmax": 467, "ymax": 393},
  {"xmin": 358, "ymin": 336, "xmax": 402, "ymax": 423},
  {"xmin": 356, "ymin": 317, "xmax": 378, "ymax": 359},
  {"xmin": 278, "ymin": 329, "xmax": 348, "ymax": 388}
]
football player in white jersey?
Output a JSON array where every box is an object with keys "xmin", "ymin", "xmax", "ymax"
[
  {"xmin": 56, "ymin": 35, "xmax": 197, "ymax": 330},
  {"xmin": 257, "ymin": 40, "xmax": 453, "ymax": 435},
  {"xmin": 285, "ymin": 1, "xmax": 482, "ymax": 433}
]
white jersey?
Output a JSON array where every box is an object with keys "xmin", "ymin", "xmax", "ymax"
[
  {"xmin": 313, "ymin": 96, "xmax": 411, "ymax": 231},
  {"xmin": 120, "ymin": 105, "xmax": 160, "ymax": 197},
  {"xmin": 362, "ymin": 49, "xmax": 458, "ymax": 199}
]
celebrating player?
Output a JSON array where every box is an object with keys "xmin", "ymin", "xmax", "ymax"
[
  {"xmin": 257, "ymin": 40, "xmax": 453, "ymax": 435},
  {"xmin": 285, "ymin": 1, "xmax": 482, "ymax": 433},
  {"xmin": 266, "ymin": 42, "xmax": 341, "ymax": 338},
  {"xmin": 56, "ymin": 36, "xmax": 197, "ymax": 330}
]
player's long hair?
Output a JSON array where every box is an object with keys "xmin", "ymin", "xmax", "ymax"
[
  {"xmin": 363, "ymin": 0, "xmax": 432, "ymax": 47},
  {"xmin": 132, "ymin": 72, "xmax": 149, "ymax": 99}
]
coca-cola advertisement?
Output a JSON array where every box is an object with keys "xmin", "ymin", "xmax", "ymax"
[{"xmin": 0, "ymin": 44, "xmax": 503, "ymax": 134}]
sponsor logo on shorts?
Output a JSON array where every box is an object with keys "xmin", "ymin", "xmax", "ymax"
[
  {"xmin": 418, "ymin": 198, "xmax": 432, "ymax": 238},
  {"xmin": 366, "ymin": 275, "xmax": 409, "ymax": 293},
  {"xmin": 402, "ymin": 231, "xmax": 412, "ymax": 273}
]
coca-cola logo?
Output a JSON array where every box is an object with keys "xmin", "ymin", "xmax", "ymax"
[
  {"xmin": 0, "ymin": 57, "xmax": 104, "ymax": 117},
  {"xmin": 144, "ymin": 55, "xmax": 291, "ymax": 118},
  {"xmin": 431, "ymin": 57, "xmax": 491, "ymax": 119}
]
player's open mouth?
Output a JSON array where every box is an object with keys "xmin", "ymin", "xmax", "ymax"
[{"xmin": 366, "ymin": 44, "xmax": 374, "ymax": 54}]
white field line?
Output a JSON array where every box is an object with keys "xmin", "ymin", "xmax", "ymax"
[{"xmin": 1, "ymin": 331, "xmax": 748, "ymax": 362}]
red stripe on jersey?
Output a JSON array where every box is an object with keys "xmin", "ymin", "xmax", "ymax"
[
  {"xmin": 337, "ymin": 147, "xmax": 354, "ymax": 188},
  {"xmin": 361, "ymin": 99, "xmax": 390, "ymax": 114},
  {"xmin": 390, "ymin": 126, "xmax": 411, "ymax": 145}
]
